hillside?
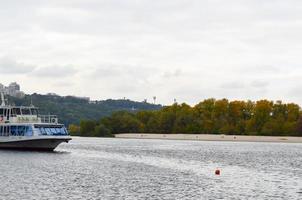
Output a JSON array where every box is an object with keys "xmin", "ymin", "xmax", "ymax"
[{"xmin": 7, "ymin": 94, "xmax": 162, "ymax": 125}]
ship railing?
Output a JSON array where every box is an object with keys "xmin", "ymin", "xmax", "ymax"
[{"xmin": 38, "ymin": 115, "xmax": 58, "ymax": 124}]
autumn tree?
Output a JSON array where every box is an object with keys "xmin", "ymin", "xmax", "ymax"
[{"xmin": 75, "ymin": 99, "xmax": 302, "ymax": 137}]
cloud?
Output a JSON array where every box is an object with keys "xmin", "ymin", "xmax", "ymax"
[
  {"xmin": 1, "ymin": 1, "xmax": 302, "ymax": 105},
  {"xmin": 89, "ymin": 64, "xmax": 159, "ymax": 81},
  {"xmin": 237, "ymin": 65, "xmax": 282, "ymax": 75},
  {"xmin": 0, "ymin": 57, "xmax": 36, "ymax": 74},
  {"xmin": 32, "ymin": 65, "xmax": 78, "ymax": 78},
  {"xmin": 90, "ymin": 65, "xmax": 122, "ymax": 78},
  {"xmin": 250, "ymin": 80, "xmax": 269, "ymax": 88},
  {"xmin": 162, "ymin": 69, "xmax": 182, "ymax": 78},
  {"xmin": 220, "ymin": 81, "xmax": 246, "ymax": 90},
  {"xmin": 52, "ymin": 81, "xmax": 74, "ymax": 88}
]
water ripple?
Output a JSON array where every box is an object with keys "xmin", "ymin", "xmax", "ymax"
[{"xmin": 0, "ymin": 137, "xmax": 301, "ymax": 200}]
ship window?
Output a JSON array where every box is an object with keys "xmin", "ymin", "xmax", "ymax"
[
  {"xmin": 45, "ymin": 128, "xmax": 52, "ymax": 135},
  {"xmin": 24, "ymin": 126, "xmax": 33, "ymax": 136},
  {"xmin": 12, "ymin": 108, "xmax": 21, "ymax": 116},
  {"xmin": 60, "ymin": 128, "xmax": 65, "ymax": 135},
  {"xmin": 31, "ymin": 108, "xmax": 38, "ymax": 116},
  {"xmin": 54, "ymin": 127, "xmax": 67, "ymax": 135},
  {"xmin": 11, "ymin": 109, "xmax": 15, "ymax": 116},
  {"xmin": 0, "ymin": 126, "xmax": 9, "ymax": 136},
  {"xmin": 11, "ymin": 126, "xmax": 17, "ymax": 136},
  {"xmin": 21, "ymin": 108, "xmax": 31, "ymax": 115},
  {"xmin": 39, "ymin": 127, "xmax": 47, "ymax": 135},
  {"xmin": 0, "ymin": 126, "xmax": 6, "ymax": 136},
  {"xmin": 36, "ymin": 126, "xmax": 67, "ymax": 135},
  {"xmin": 61, "ymin": 127, "xmax": 68, "ymax": 135},
  {"xmin": 18, "ymin": 126, "xmax": 26, "ymax": 136},
  {"xmin": 56, "ymin": 128, "xmax": 62, "ymax": 134},
  {"xmin": 50, "ymin": 128, "xmax": 57, "ymax": 134},
  {"xmin": 3, "ymin": 126, "xmax": 8, "ymax": 136}
]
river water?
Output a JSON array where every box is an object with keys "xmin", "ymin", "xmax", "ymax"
[{"xmin": 0, "ymin": 137, "xmax": 301, "ymax": 200}]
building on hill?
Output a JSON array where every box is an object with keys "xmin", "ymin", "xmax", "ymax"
[
  {"xmin": 89, "ymin": 100, "xmax": 98, "ymax": 104},
  {"xmin": 68, "ymin": 96, "xmax": 90, "ymax": 101},
  {"xmin": 47, "ymin": 93, "xmax": 59, "ymax": 96},
  {"xmin": 0, "ymin": 82, "xmax": 25, "ymax": 98}
]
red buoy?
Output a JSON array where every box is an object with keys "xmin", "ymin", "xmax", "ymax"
[{"xmin": 215, "ymin": 169, "xmax": 221, "ymax": 175}]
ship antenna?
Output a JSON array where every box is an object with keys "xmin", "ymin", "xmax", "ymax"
[{"xmin": 1, "ymin": 92, "xmax": 5, "ymax": 106}]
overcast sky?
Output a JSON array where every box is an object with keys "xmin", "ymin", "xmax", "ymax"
[{"xmin": 0, "ymin": 0, "xmax": 302, "ymax": 105}]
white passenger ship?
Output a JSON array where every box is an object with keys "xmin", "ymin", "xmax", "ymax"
[{"xmin": 0, "ymin": 93, "xmax": 71, "ymax": 151}]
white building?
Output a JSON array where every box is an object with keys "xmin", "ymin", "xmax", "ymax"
[{"xmin": 0, "ymin": 82, "xmax": 25, "ymax": 98}]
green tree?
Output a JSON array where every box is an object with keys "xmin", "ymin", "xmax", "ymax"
[
  {"xmin": 103, "ymin": 111, "xmax": 143, "ymax": 134},
  {"xmin": 68, "ymin": 124, "xmax": 80, "ymax": 136},
  {"xmin": 247, "ymin": 100, "xmax": 273, "ymax": 134},
  {"xmin": 93, "ymin": 123, "xmax": 112, "ymax": 137},
  {"xmin": 145, "ymin": 113, "xmax": 160, "ymax": 133},
  {"xmin": 295, "ymin": 115, "xmax": 302, "ymax": 136},
  {"xmin": 158, "ymin": 105, "xmax": 177, "ymax": 133},
  {"xmin": 172, "ymin": 103, "xmax": 195, "ymax": 133},
  {"xmin": 80, "ymin": 120, "xmax": 97, "ymax": 136},
  {"xmin": 213, "ymin": 99, "xmax": 229, "ymax": 134},
  {"xmin": 193, "ymin": 99, "xmax": 216, "ymax": 134},
  {"xmin": 68, "ymin": 99, "xmax": 302, "ymax": 137}
]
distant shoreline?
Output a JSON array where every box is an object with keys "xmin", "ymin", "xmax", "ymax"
[{"xmin": 115, "ymin": 133, "xmax": 302, "ymax": 143}]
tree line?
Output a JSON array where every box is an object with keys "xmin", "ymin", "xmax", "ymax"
[
  {"xmin": 7, "ymin": 94, "xmax": 161, "ymax": 125},
  {"xmin": 69, "ymin": 99, "xmax": 302, "ymax": 137}
]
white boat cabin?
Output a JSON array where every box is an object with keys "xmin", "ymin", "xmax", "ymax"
[
  {"xmin": 0, "ymin": 106, "xmax": 68, "ymax": 137},
  {"xmin": 0, "ymin": 106, "xmax": 58, "ymax": 124}
]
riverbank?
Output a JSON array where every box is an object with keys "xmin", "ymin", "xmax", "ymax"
[{"xmin": 115, "ymin": 133, "xmax": 302, "ymax": 143}]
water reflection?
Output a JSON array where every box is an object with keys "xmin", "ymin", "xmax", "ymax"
[{"xmin": 0, "ymin": 137, "xmax": 301, "ymax": 200}]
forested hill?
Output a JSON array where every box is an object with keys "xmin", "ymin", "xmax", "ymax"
[{"xmin": 7, "ymin": 94, "xmax": 162, "ymax": 125}]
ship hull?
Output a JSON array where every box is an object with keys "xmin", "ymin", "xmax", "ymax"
[{"xmin": 0, "ymin": 138, "xmax": 71, "ymax": 151}]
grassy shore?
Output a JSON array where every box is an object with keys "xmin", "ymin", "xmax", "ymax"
[{"xmin": 115, "ymin": 133, "xmax": 302, "ymax": 143}]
